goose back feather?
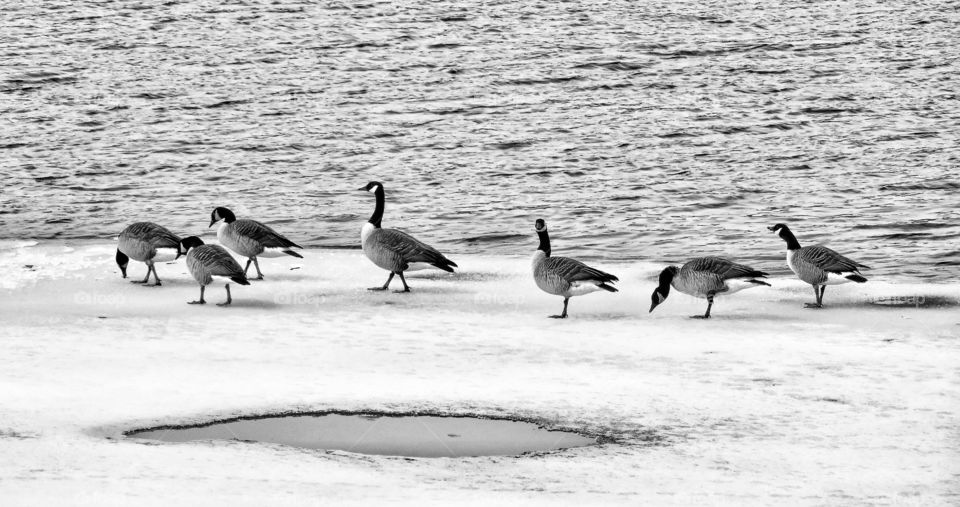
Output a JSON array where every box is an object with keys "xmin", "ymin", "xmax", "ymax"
[
  {"xmin": 118, "ymin": 222, "xmax": 181, "ymax": 262},
  {"xmin": 218, "ymin": 219, "xmax": 303, "ymax": 258},
  {"xmin": 672, "ymin": 257, "xmax": 769, "ymax": 297},
  {"xmin": 186, "ymin": 245, "xmax": 249, "ymax": 286},
  {"xmin": 363, "ymin": 227, "xmax": 458, "ymax": 273}
]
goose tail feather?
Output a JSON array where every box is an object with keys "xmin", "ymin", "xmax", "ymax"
[{"xmin": 598, "ymin": 282, "xmax": 618, "ymax": 293}]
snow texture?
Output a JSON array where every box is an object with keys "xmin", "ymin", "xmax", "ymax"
[{"xmin": 1, "ymin": 241, "xmax": 958, "ymax": 505}]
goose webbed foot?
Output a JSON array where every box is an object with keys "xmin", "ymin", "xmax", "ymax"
[
  {"xmin": 393, "ymin": 288, "xmax": 411, "ymax": 293},
  {"xmin": 215, "ymin": 285, "xmax": 233, "ymax": 306},
  {"xmin": 690, "ymin": 314, "xmax": 711, "ymax": 319},
  {"xmin": 369, "ymin": 272, "xmax": 395, "ymax": 291},
  {"xmin": 804, "ymin": 303, "xmax": 823, "ymax": 309},
  {"xmin": 549, "ymin": 298, "xmax": 570, "ymax": 319},
  {"xmin": 188, "ymin": 286, "xmax": 205, "ymax": 304}
]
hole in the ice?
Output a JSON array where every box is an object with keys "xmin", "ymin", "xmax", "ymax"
[{"xmin": 127, "ymin": 413, "xmax": 598, "ymax": 457}]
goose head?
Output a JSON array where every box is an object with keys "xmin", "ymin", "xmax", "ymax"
[
  {"xmin": 649, "ymin": 266, "xmax": 677, "ymax": 313},
  {"xmin": 768, "ymin": 222, "xmax": 802, "ymax": 249},
  {"xmin": 358, "ymin": 181, "xmax": 384, "ymax": 194},
  {"xmin": 209, "ymin": 207, "xmax": 236, "ymax": 228},
  {"xmin": 534, "ymin": 219, "xmax": 547, "ymax": 233}
]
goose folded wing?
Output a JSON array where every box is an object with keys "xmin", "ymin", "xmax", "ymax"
[
  {"xmin": 379, "ymin": 229, "xmax": 455, "ymax": 266},
  {"xmin": 128, "ymin": 223, "xmax": 181, "ymax": 247},
  {"xmin": 233, "ymin": 219, "xmax": 302, "ymax": 249},
  {"xmin": 800, "ymin": 245, "xmax": 868, "ymax": 273},
  {"xmin": 194, "ymin": 246, "xmax": 244, "ymax": 277},
  {"xmin": 686, "ymin": 256, "xmax": 767, "ymax": 279},
  {"xmin": 544, "ymin": 256, "xmax": 618, "ymax": 283}
]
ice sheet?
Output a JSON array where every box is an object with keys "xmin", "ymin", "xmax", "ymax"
[{"xmin": 1, "ymin": 241, "xmax": 958, "ymax": 505}]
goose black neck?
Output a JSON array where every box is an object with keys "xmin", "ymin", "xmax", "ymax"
[
  {"xmin": 779, "ymin": 226, "xmax": 802, "ymax": 250},
  {"xmin": 368, "ymin": 188, "xmax": 384, "ymax": 228},
  {"xmin": 658, "ymin": 267, "xmax": 676, "ymax": 296},
  {"xmin": 537, "ymin": 229, "xmax": 551, "ymax": 257}
]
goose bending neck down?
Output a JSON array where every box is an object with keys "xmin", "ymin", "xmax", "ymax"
[
  {"xmin": 180, "ymin": 236, "xmax": 250, "ymax": 306},
  {"xmin": 649, "ymin": 257, "xmax": 770, "ymax": 319},
  {"xmin": 116, "ymin": 222, "xmax": 184, "ymax": 286}
]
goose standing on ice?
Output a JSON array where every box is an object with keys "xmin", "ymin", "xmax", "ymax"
[
  {"xmin": 649, "ymin": 257, "xmax": 770, "ymax": 319},
  {"xmin": 180, "ymin": 236, "xmax": 250, "ymax": 306},
  {"xmin": 209, "ymin": 207, "xmax": 303, "ymax": 280},
  {"xmin": 531, "ymin": 219, "xmax": 618, "ymax": 318},
  {"xmin": 116, "ymin": 222, "xmax": 183, "ymax": 286},
  {"xmin": 358, "ymin": 181, "xmax": 458, "ymax": 292},
  {"xmin": 768, "ymin": 223, "xmax": 869, "ymax": 308}
]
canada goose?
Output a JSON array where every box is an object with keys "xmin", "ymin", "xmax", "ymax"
[
  {"xmin": 209, "ymin": 207, "xmax": 303, "ymax": 280},
  {"xmin": 116, "ymin": 222, "xmax": 183, "ymax": 286},
  {"xmin": 358, "ymin": 181, "xmax": 458, "ymax": 292},
  {"xmin": 180, "ymin": 236, "xmax": 250, "ymax": 306},
  {"xmin": 531, "ymin": 219, "xmax": 618, "ymax": 318},
  {"xmin": 768, "ymin": 223, "xmax": 869, "ymax": 308},
  {"xmin": 649, "ymin": 257, "xmax": 770, "ymax": 318}
]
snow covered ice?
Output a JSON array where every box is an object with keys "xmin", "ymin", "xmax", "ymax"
[{"xmin": 1, "ymin": 241, "xmax": 958, "ymax": 505}]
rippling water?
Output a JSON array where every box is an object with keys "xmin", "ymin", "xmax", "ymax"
[{"xmin": 2, "ymin": 1, "xmax": 958, "ymax": 280}]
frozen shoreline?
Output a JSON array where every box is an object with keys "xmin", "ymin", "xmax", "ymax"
[{"xmin": 1, "ymin": 241, "xmax": 958, "ymax": 505}]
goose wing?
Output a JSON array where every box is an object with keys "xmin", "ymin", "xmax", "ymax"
[
  {"xmin": 543, "ymin": 256, "xmax": 618, "ymax": 284},
  {"xmin": 685, "ymin": 256, "xmax": 767, "ymax": 279},
  {"xmin": 193, "ymin": 245, "xmax": 245, "ymax": 277},
  {"xmin": 232, "ymin": 219, "xmax": 301, "ymax": 249},
  {"xmin": 379, "ymin": 228, "xmax": 458, "ymax": 268},
  {"xmin": 798, "ymin": 245, "xmax": 869, "ymax": 273},
  {"xmin": 124, "ymin": 222, "xmax": 180, "ymax": 248}
]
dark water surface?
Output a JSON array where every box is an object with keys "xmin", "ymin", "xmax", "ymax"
[
  {"xmin": 2, "ymin": 1, "xmax": 958, "ymax": 279},
  {"xmin": 129, "ymin": 414, "xmax": 597, "ymax": 457}
]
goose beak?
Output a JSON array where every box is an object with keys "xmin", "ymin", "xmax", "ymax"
[
  {"xmin": 208, "ymin": 220, "xmax": 216, "ymax": 228},
  {"xmin": 767, "ymin": 226, "xmax": 777, "ymax": 232},
  {"xmin": 357, "ymin": 185, "xmax": 368, "ymax": 191}
]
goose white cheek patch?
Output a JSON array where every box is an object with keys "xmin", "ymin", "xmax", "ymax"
[{"xmin": 368, "ymin": 185, "xmax": 380, "ymax": 193}]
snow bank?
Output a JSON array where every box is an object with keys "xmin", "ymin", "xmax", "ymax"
[{"xmin": 1, "ymin": 241, "xmax": 958, "ymax": 505}]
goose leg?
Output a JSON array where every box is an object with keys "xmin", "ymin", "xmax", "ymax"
[
  {"xmin": 188, "ymin": 285, "xmax": 206, "ymax": 304},
  {"xmin": 369, "ymin": 272, "xmax": 394, "ymax": 291},
  {"xmin": 550, "ymin": 297, "xmax": 569, "ymax": 319},
  {"xmin": 217, "ymin": 284, "xmax": 232, "ymax": 306},
  {"xmin": 150, "ymin": 263, "xmax": 162, "ymax": 286},
  {"xmin": 243, "ymin": 258, "xmax": 253, "ymax": 276},
  {"xmin": 692, "ymin": 295, "xmax": 714, "ymax": 319},
  {"xmin": 132, "ymin": 265, "xmax": 151, "ymax": 284},
  {"xmin": 805, "ymin": 285, "xmax": 823, "ymax": 308},
  {"xmin": 394, "ymin": 272, "xmax": 411, "ymax": 293},
  {"xmin": 820, "ymin": 285, "xmax": 827, "ymax": 305},
  {"xmin": 252, "ymin": 257, "xmax": 264, "ymax": 280}
]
